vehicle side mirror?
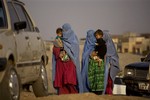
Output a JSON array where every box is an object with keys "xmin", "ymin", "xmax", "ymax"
[
  {"xmin": 34, "ymin": 27, "xmax": 40, "ymax": 33},
  {"xmin": 14, "ymin": 21, "xmax": 26, "ymax": 31},
  {"xmin": 141, "ymin": 57, "xmax": 145, "ymax": 62}
]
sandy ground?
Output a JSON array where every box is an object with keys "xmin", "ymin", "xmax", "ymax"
[
  {"xmin": 20, "ymin": 92, "xmax": 150, "ymax": 100},
  {"xmin": 20, "ymin": 43, "xmax": 148, "ymax": 100}
]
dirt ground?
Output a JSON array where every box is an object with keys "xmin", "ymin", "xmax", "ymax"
[
  {"xmin": 20, "ymin": 43, "xmax": 148, "ymax": 100},
  {"xmin": 20, "ymin": 92, "xmax": 150, "ymax": 100}
]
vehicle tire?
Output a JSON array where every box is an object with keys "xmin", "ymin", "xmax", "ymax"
[
  {"xmin": 0, "ymin": 60, "xmax": 20, "ymax": 100},
  {"xmin": 32, "ymin": 61, "xmax": 49, "ymax": 97}
]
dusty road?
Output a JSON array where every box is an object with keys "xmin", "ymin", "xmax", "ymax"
[{"xmin": 20, "ymin": 92, "xmax": 150, "ymax": 100}]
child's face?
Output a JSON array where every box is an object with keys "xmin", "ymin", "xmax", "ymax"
[
  {"xmin": 57, "ymin": 32, "xmax": 62, "ymax": 37},
  {"xmin": 95, "ymin": 34, "xmax": 102, "ymax": 39}
]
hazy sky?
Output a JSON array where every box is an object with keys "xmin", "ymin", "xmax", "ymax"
[{"xmin": 22, "ymin": 0, "xmax": 150, "ymax": 40}]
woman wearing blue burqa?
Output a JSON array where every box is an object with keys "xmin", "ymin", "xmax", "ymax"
[
  {"xmin": 102, "ymin": 30, "xmax": 120, "ymax": 94},
  {"xmin": 81, "ymin": 29, "xmax": 120, "ymax": 94},
  {"xmin": 52, "ymin": 23, "xmax": 83, "ymax": 94},
  {"xmin": 81, "ymin": 30, "xmax": 96, "ymax": 92}
]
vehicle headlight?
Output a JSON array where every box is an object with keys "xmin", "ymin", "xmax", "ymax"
[{"xmin": 126, "ymin": 69, "xmax": 134, "ymax": 76}]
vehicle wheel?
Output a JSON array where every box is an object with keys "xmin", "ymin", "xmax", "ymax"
[
  {"xmin": 0, "ymin": 60, "xmax": 20, "ymax": 100},
  {"xmin": 126, "ymin": 85, "xmax": 133, "ymax": 96},
  {"xmin": 32, "ymin": 61, "xmax": 49, "ymax": 97}
]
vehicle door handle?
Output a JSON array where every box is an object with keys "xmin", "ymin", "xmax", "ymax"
[
  {"xmin": 25, "ymin": 36, "xmax": 29, "ymax": 40},
  {"xmin": 37, "ymin": 37, "xmax": 40, "ymax": 40}
]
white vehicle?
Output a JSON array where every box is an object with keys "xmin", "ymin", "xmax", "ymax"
[
  {"xmin": 113, "ymin": 76, "xmax": 126, "ymax": 95},
  {"xmin": 0, "ymin": 0, "xmax": 49, "ymax": 100}
]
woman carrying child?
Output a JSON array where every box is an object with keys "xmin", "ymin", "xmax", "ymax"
[
  {"xmin": 82, "ymin": 29, "xmax": 119, "ymax": 95},
  {"xmin": 52, "ymin": 24, "xmax": 83, "ymax": 95},
  {"xmin": 81, "ymin": 29, "xmax": 107, "ymax": 95}
]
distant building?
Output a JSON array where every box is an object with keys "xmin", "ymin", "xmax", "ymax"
[
  {"xmin": 111, "ymin": 32, "xmax": 150, "ymax": 55},
  {"xmin": 112, "ymin": 35, "xmax": 123, "ymax": 52}
]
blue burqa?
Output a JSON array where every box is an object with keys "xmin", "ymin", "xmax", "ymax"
[
  {"xmin": 102, "ymin": 30, "xmax": 120, "ymax": 94},
  {"xmin": 81, "ymin": 30, "xmax": 120, "ymax": 94},
  {"xmin": 52, "ymin": 23, "xmax": 83, "ymax": 93},
  {"xmin": 81, "ymin": 30, "xmax": 96, "ymax": 92}
]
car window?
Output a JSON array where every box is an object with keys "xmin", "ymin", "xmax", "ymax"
[
  {"xmin": 13, "ymin": 3, "xmax": 34, "ymax": 32},
  {"xmin": 7, "ymin": 2, "xmax": 20, "ymax": 30},
  {"xmin": 0, "ymin": 0, "xmax": 7, "ymax": 28}
]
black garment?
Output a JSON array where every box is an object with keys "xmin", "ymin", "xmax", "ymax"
[{"xmin": 95, "ymin": 38, "xmax": 107, "ymax": 59}]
